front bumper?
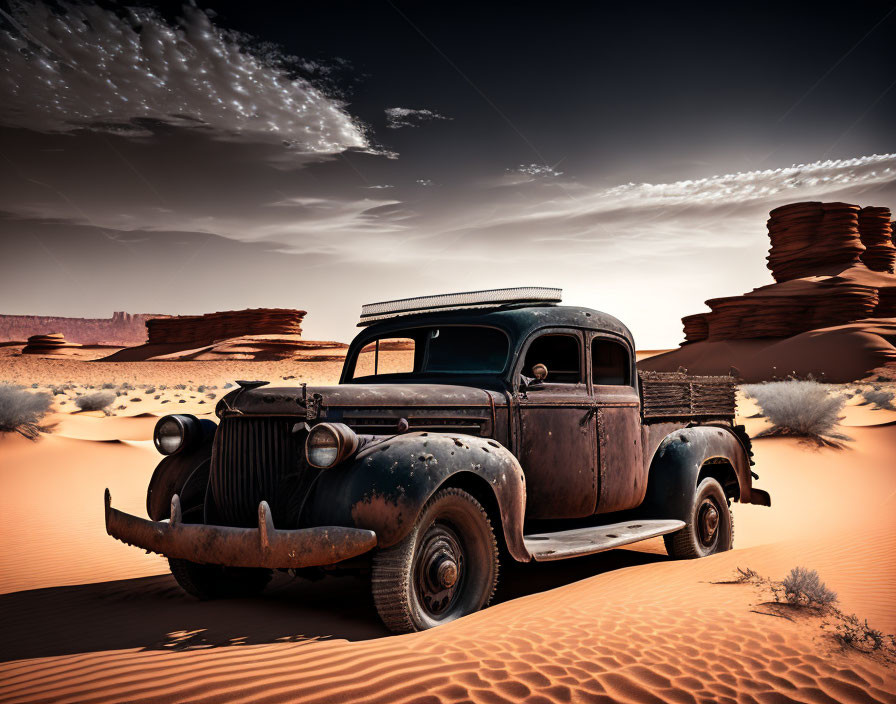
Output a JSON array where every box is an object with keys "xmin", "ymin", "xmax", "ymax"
[{"xmin": 104, "ymin": 489, "xmax": 378, "ymax": 569}]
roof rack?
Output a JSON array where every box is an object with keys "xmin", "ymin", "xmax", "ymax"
[{"xmin": 358, "ymin": 287, "xmax": 562, "ymax": 326}]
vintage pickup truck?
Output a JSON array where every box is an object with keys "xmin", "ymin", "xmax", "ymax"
[{"xmin": 106, "ymin": 287, "xmax": 770, "ymax": 632}]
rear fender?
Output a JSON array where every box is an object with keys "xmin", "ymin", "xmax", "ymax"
[
  {"xmin": 638, "ymin": 425, "xmax": 763, "ymax": 522},
  {"xmin": 307, "ymin": 432, "xmax": 530, "ymax": 561}
]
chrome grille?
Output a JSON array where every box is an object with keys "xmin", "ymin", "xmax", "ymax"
[{"xmin": 209, "ymin": 417, "xmax": 309, "ymax": 528}]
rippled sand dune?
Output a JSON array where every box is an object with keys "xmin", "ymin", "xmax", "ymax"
[{"xmin": 0, "ymin": 360, "xmax": 894, "ymax": 703}]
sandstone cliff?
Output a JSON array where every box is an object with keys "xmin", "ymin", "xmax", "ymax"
[
  {"xmin": 145, "ymin": 308, "xmax": 305, "ymax": 347},
  {"xmin": 103, "ymin": 308, "xmax": 313, "ymax": 361},
  {"xmin": 0, "ymin": 312, "xmax": 161, "ymax": 346}
]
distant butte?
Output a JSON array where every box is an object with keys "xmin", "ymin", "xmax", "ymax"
[
  {"xmin": 103, "ymin": 308, "xmax": 348, "ymax": 362},
  {"xmin": 640, "ymin": 201, "xmax": 896, "ymax": 382}
]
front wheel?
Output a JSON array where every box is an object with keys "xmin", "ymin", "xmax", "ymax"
[
  {"xmin": 664, "ymin": 477, "xmax": 733, "ymax": 559},
  {"xmin": 371, "ymin": 488, "xmax": 499, "ymax": 633}
]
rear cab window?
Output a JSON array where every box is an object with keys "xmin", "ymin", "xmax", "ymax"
[{"xmin": 592, "ymin": 338, "xmax": 631, "ymax": 386}]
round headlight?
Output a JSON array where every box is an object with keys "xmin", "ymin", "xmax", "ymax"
[
  {"xmin": 305, "ymin": 423, "xmax": 359, "ymax": 469},
  {"xmin": 153, "ymin": 415, "xmax": 197, "ymax": 455}
]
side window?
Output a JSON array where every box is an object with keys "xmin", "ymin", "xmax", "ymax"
[
  {"xmin": 592, "ymin": 338, "xmax": 631, "ymax": 385},
  {"xmin": 523, "ymin": 334, "xmax": 581, "ymax": 383},
  {"xmin": 353, "ymin": 338, "xmax": 416, "ymax": 378}
]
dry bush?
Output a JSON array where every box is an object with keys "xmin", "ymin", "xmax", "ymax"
[
  {"xmin": 780, "ymin": 567, "xmax": 838, "ymax": 608},
  {"xmin": 861, "ymin": 388, "xmax": 895, "ymax": 410},
  {"xmin": 834, "ymin": 614, "xmax": 896, "ymax": 654},
  {"xmin": 74, "ymin": 391, "xmax": 116, "ymax": 412},
  {"xmin": 0, "ymin": 384, "xmax": 53, "ymax": 439},
  {"xmin": 741, "ymin": 380, "xmax": 847, "ymax": 444}
]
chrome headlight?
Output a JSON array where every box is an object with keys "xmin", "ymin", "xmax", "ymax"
[
  {"xmin": 153, "ymin": 414, "xmax": 200, "ymax": 455},
  {"xmin": 305, "ymin": 422, "xmax": 359, "ymax": 469}
]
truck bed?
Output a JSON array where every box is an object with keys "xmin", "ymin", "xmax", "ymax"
[{"xmin": 638, "ymin": 370, "xmax": 736, "ymax": 421}]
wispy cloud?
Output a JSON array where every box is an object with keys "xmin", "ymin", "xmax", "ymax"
[
  {"xmin": 0, "ymin": 2, "xmax": 367, "ymax": 153},
  {"xmin": 384, "ymin": 107, "xmax": 451, "ymax": 129},
  {"xmin": 510, "ymin": 163, "xmax": 565, "ymax": 178}
]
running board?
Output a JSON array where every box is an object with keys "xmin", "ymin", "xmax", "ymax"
[{"xmin": 523, "ymin": 519, "xmax": 685, "ymax": 561}]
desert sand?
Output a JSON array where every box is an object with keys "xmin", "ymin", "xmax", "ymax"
[{"xmin": 1, "ymin": 357, "xmax": 895, "ymax": 703}]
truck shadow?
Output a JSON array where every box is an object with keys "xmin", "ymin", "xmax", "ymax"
[{"xmin": 0, "ymin": 547, "xmax": 668, "ymax": 663}]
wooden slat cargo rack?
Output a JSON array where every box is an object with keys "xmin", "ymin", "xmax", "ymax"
[{"xmin": 638, "ymin": 370, "xmax": 736, "ymax": 420}]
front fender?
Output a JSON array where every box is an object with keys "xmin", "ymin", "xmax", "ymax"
[
  {"xmin": 146, "ymin": 419, "xmax": 217, "ymax": 520},
  {"xmin": 307, "ymin": 432, "xmax": 529, "ymax": 561},
  {"xmin": 638, "ymin": 425, "xmax": 764, "ymax": 522}
]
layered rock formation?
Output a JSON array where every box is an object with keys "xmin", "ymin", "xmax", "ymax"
[
  {"xmin": 21, "ymin": 332, "xmax": 81, "ymax": 355},
  {"xmin": 145, "ymin": 308, "xmax": 306, "ymax": 347},
  {"xmin": 680, "ymin": 202, "xmax": 895, "ymax": 344},
  {"xmin": 104, "ymin": 308, "xmax": 312, "ymax": 361},
  {"xmin": 0, "ymin": 312, "xmax": 161, "ymax": 346},
  {"xmin": 640, "ymin": 200, "xmax": 896, "ymax": 382}
]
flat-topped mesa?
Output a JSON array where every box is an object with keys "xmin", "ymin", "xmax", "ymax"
[
  {"xmin": 145, "ymin": 308, "xmax": 307, "ymax": 347},
  {"xmin": 0, "ymin": 311, "xmax": 159, "ymax": 345}
]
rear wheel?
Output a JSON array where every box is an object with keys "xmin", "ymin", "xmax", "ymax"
[
  {"xmin": 371, "ymin": 488, "xmax": 499, "ymax": 633},
  {"xmin": 664, "ymin": 477, "xmax": 733, "ymax": 559},
  {"xmin": 169, "ymin": 558, "xmax": 272, "ymax": 599}
]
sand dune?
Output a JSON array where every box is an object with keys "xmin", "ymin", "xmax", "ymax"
[
  {"xmin": 1, "ymin": 403, "xmax": 894, "ymax": 702},
  {"xmin": 1, "ymin": 355, "xmax": 894, "ymax": 702}
]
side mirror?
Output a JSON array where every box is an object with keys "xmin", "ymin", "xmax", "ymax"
[{"xmin": 532, "ymin": 363, "xmax": 548, "ymax": 381}]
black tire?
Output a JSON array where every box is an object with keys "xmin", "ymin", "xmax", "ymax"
[
  {"xmin": 664, "ymin": 477, "xmax": 733, "ymax": 559},
  {"xmin": 371, "ymin": 487, "xmax": 499, "ymax": 633},
  {"xmin": 169, "ymin": 558, "xmax": 272, "ymax": 600}
]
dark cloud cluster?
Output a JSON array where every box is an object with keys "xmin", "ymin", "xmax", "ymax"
[{"xmin": 0, "ymin": 1, "xmax": 366, "ymax": 152}]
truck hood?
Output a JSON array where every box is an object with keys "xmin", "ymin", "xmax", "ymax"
[{"xmin": 222, "ymin": 382, "xmax": 500, "ymax": 435}]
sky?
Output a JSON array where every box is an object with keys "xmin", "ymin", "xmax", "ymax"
[{"xmin": 0, "ymin": 0, "xmax": 894, "ymax": 348}]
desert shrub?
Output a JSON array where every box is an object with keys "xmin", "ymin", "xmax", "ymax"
[
  {"xmin": 129, "ymin": 397, "xmax": 142, "ymax": 402},
  {"xmin": 196, "ymin": 385, "xmax": 207, "ymax": 393},
  {"xmin": 174, "ymin": 383, "xmax": 187, "ymax": 390},
  {"xmin": 0, "ymin": 384, "xmax": 53, "ymax": 439},
  {"xmin": 101, "ymin": 382, "xmax": 117, "ymax": 389},
  {"xmin": 223, "ymin": 382, "xmax": 233, "ymax": 389},
  {"xmin": 205, "ymin": 391, "xmax": 216, "ymax": 399},
  {"xmin": 145, "ymin": 387, "xmax": 156, "ymax": 394},
  {"xmin": 781, "ymin": 567, "xmax": 838, "ymax": 608},
  {"xmin": 861, "ymin": 389, "xmax": 895, "ymax": 410},
  {"xmin": 741, "ymin": 380, "xmax": 846, "ymax": 443},
  {"xmin": 74, "ymin": 391, "xmax": 116, "ymax": 412},
  {"xmin": 120, "ymin": 382, "xmax": 136, "ymax": 390},
  {"xmin": 835, "ymin": 614, "xmax": 895, "ymax": 653}
]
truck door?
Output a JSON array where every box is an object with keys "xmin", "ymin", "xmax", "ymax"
[
  {"xmin": 514, "ymin": 329, "xmax": 597, "ymax": 519},
  {"xmin": 590, "ymin": 334, "xmax": 646, "ymax": 513}
]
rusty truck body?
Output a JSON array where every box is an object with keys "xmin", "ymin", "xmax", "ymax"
[{"xmin": 106, "ymin": 287, "xmax": 770, "ymax": 632}]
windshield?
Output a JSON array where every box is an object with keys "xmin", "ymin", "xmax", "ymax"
[{"xmin": 349, "ymin": 325, "xmax": 509, "ymax": 380}]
